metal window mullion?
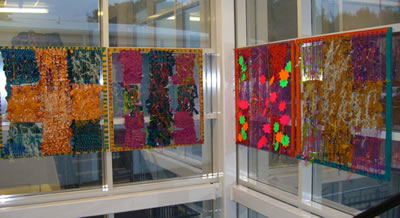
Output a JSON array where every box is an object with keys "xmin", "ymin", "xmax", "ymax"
[
  {"xmin": 246, "ymin": 0, "xmax": 256, "ymax": 45},
  {"xmin": 208, "ymin": 0, "xmax": 217, "ymax": 51},
  {"xmin": 199, "ymin": 0, "xmax": 211, "ymax": 48},
  {"xmin": 215, "ymin": 0, "xmax": 237, "ymax": 217},
  {"xmin": 255, "ymin": 0, "xmax": 268, "ymax": 43},
  {"xmin": 202, "ymin": 55, "xmax": 213, "ymax": 174},
  {"xmin": 175, "ymin": 4, "xmax": 184, "ymax": 48},
  {"xmin": 297, "ymin": 0, "xmax": 313, "ymax": 211},
  {"xmin": 235, "ymin": 0, "xmax": 247, "ymax": 48},
  {"xmin": 339, "ymin": 0, "xmax": 344, "ymax": 32},
  {"xmin": 147, "ymin": 0, "xmax": 156, "ymax": 47},
  {"xmin": 99, "ymin": 0, "xmax": 113, "ymax": 195}
]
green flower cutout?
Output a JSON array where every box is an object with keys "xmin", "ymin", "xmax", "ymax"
[
  {"xmin": 285, "ymin": 61, "xmax": 292, "ymax": 73},
  {"xmin": 282, "ymin": 135, "xmax": 290, "ymax": 147},
  {"xmin": 239, "ymin": 56, "xmax": 244, "ymax": 65},
  {"xmin": 239, "ymin": 115, "xmax": 246, "ymax": 125},
  {"xmin": 241, "ymin": 128, "xmax": 247, "ymax": 140},
  {"xmin": 238, "ymin": 56, "xmax": 247, "ymax": 73},
  {"xmin": 274, "ymin": 141, "xmax": 279, "ymax": 151},
  {"xmin": 241, "ymin": 72, "xmax": 245, "ymax": 81},
  {"xmin": 273, "ymin": 122, "xmax": 279, "ymax": 133},
  {"xmin": 280, "ymin": 80, "xmax": 288, "ymax": 88}
]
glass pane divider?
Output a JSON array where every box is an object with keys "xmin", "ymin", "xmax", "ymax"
[
  {"xmin": 0, "ymin": 181, "xmax": 220, "ymax": 217},
  {"xmin": 298, "ymin": 160, "xmax": 312, "ymax": 209},
  {"xmin": 0, "ymin": 176, "xmax": 219, "ymax": 208},
  {"xmin": 99, "ymin": 0, "xmax": 113, "ymax": 193}
]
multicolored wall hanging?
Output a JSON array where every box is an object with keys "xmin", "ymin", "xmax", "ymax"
[
  {"xmin": 108, "ymin": 48, "xmax": 203, "ymax": 152},
  {"xmin": 296, "ymin": 28, "xmax": 393, "ymax": 180},
  {"xmin": 0, "ymin": 47, "xmax": 108, "ymax": 159},
  {"xmin": 235, "ymin": 41, "xmax": 296, "ymax": 156},
  {"xmin": 235, "ymin": 27, "xmax": 393, "ymax": 180}
]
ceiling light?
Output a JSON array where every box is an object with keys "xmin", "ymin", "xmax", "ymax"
[
  {"xmin": 0, "ymin": 7, "xmax": 48, "ymax": 13},
  {"xmin": 189, "ymin": 16, "xmax": 200, "ymax": 22}
]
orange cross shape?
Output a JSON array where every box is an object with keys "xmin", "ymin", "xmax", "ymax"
[{"xmin": 6, "ymin": 48, "xmax": 102, "ymax": 155}]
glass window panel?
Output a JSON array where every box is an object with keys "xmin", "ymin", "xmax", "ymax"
[
  {"xmin": 312, "ymin": 141, "xmax": 400, "ymax": 215},
  {"xmin": 0, "ymin": 0, "xmax": 102, "ymax": 196},
  {"xmin": 155, "ymin": 13, "xmax": 176, "ymax": 47},
  {"xmin": 245, "ymin": 146, "xmax": 298, "ymax": 195},
  {"xmin": 266, "ymin": 0, "xmax": 298, "ymax": 42},
  {"xmin": 246, "ymin": 0, "xmax": 297, "ymax": 45},
  {"xmin": 238, "ymin": 204, "xmax": 269, "ymax": 218},
  {"xmin": 0, "ymin": 154, "xmax": 102, "ymax": 195},
  {"xmin": 311, "ymin": 0, "xmax": 339, "ymax": 35},
  {"xmin": 0, "ymin": 0, "xmax": 99, "ymax": 46},
  {"xmin": 342, "ymin": 1, "xmax": 400, "ymax": 31},
  {"xmin": 312, "ymin": 0, "xmax": 400, "ymax": 35},
  {"xmin": 155, "ymin": 0, "xmax": 174, "ymax": 13},
  {"xmin": 109, "ymin": 0, "xmax": 210, "ymax": 48},
  {"xmin": 184, "ymin": 5, "xmax": 201, "ymax": 48},
  {"xmin": 312, "ymin": 163, "xmax": 400, "ymax": 215}
]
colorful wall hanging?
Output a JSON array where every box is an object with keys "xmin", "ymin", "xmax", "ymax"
[
  {"xmin": 235, "ymin": 27, "xmax": 393, "ymax": 181},
  {"xmin": 235, "ymin": 41, "xmax": 296, "ymax": 156},
  {"xmin": 0, "ymin": 47, "xmax": 108, "ymax": 159},
  {"xmin": 296, "ymin": 28, "xmax": 392, "ymax": 180},
  {"xmin": 108, "ymin": 48, "xmax": 203, "ymax": 152}
]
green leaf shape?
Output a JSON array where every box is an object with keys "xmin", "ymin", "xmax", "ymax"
[
  {"xmin": 241, "ymin": 128, "xmax": 247, "ymax": 140},
  {"xmin": 280, "ymin": 80, "xmax": 288, "ymax": 88},
  {"xmin": 239, "ymin": 115, "xmax": 246, "ymax": 125},
  {"xmin": 239, "ymin": 56, "xmax": 244, "ymax": 65},
  {"xmin": 281, "ymin": 135, "xmax": 290, "ymax": 146},
  {"xmin": 274, "ymin": 141, "xmax": 279, "ymax": 151},
  {"xmin": 285, "ymin": 61, "xmax": 292, "ymax": 73},
  {"xmin": 238, "ymin": 56, "xmax": 247, "ymax": 73},
  {"xmin": 273, "ymin": 122, "xmax": 279, "ymax": 133}
]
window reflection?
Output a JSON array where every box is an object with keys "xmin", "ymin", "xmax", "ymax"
[
  {"xmin": 312, "ymin": 0, "xmax": 400, "ymax": 35},
  {"xmin": 184, "ymin": 5, "xmax": 201, "ymax": 48},
  {"xmin": 156, "ymin": 0, "xmax": 174, "ymax": 13},
  {"xmin": 245, "ymin": 0, "xmax": 297, "ymax": 45},
  {"xmin": 246, "ymin": 146, "xmax": 298, "ymax": 195},
  {"xmin": 0, "ymin": 0, "xmax": 99, "ymax": 46},
  {"xmin": 109, "ymin": 0, "xmax": 210, "ymax": 48},
  {"xmin": 155, "ymin": 14, "xmax": 176, "ymax": 47}
]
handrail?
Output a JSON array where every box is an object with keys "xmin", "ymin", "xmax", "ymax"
[{"xmin": 354, "ymin": 192, "xmax": 400, "ymax": 218}]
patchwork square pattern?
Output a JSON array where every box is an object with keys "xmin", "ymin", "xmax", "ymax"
[{"xmin": 108, "ymin": 48, "xmax": 204, "ymax": 152}]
